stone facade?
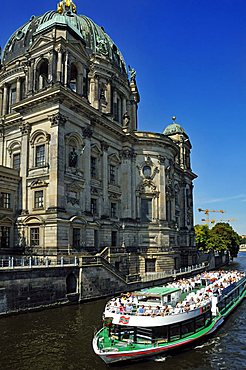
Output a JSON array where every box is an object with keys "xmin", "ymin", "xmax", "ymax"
[
  {"xmin": 0, "ymin": 1, "xmax": 197, "ymax": 272},
  {"xmin": 0, "ymin": 166, "xmax": 20, "ymax": 254}
]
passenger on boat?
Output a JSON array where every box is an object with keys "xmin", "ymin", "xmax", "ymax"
[
  {"xmin": 184, "ymin": 302, "xmax": 190, "ymax": 312},
  {"xmin": 125, "ymin": 301, "xmax": 134, "ymax": 314},
  {"xmin": 161, "ymin": 304, "xmax": 169, "ymax": 316},
  {"xmin": 137, "ymin": 305, "xmax": 145, "ymax": 315},
  {"xmin": 119, "ymin": 304, "xmax": 125, "ymax": 314},
  {"xmin": 174, "ymin": 305, "xmax": 182, "ymax": 314},
  {"xmin": 144, "ymin": 306, "xmax": 153, "ymax": 316},
  {"xmin": 152, "ymin": 306, "xmax": 161, "ymax": 316}
]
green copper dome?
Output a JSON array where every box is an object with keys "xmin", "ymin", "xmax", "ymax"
[
  {"xmin": 2, "ymin": 1, "xmax": 126, "ymax": 74},
  {"xmin": 163, "ymin": 117, "xmax": 187, "ymax": 136}
]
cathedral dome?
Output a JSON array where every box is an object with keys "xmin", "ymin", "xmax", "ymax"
[
  {"xmin": 163, "ymin": 117, "xmax": 187, "ymax": 136},
  {"xmin": 2, "ymin": 0, "xmax": 126, "ymax": 73}
]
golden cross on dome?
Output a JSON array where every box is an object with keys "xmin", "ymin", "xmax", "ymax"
[{"xmin": 57, "ymin": 0, "xmax": 77, "ymax": 14}]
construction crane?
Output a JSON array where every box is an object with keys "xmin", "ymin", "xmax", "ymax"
[
  {"xmin": 198, "ymin": 208, "xmax": 225, "ymax": 227},
  {"xmin": 201, "ymin": 218, "xmax": 236, "ymax": 225}
]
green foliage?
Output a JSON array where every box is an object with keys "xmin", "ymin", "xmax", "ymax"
[
  {"xmin": 194, "ymin": 224, "xmax": 210, "ymax": 251},
  {"xmin": 194, "ymin": 222, "xmax": 241, "ymax": 257}
]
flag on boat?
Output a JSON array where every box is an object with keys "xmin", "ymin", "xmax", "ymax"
[{"xmin": 119, "ymin": 316, "xmax": 130, "ymax": 324}]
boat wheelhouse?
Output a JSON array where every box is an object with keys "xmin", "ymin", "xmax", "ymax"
[{"xmin": 92, "ymin": 270, "xmax": 246, "ymax": 364}]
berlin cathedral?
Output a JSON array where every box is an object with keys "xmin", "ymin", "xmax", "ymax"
[{"xmin": 0, "ymin": 0, "xmax": 197, "ymax": 275}]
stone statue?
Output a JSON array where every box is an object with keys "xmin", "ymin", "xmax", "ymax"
[
  {"xmin": 122, "ymin": 112, "xmax": 130, "ymax": 128},
  {"xmin": 69, "ymin": 147, "xmax": 78, "ymax": 167},
  {"xmin": 128, "ymin": 65, "xmax": 136, "ymax": 82}
]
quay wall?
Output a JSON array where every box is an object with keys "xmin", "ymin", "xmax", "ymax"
[{"xmin": 0, "ymin": 254, "xmax": 229, "ymax": 316}]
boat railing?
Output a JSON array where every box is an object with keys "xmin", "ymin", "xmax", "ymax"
[
  {"xmin": 105, "ymin": 299, "xmax": 211, "ymax": 318},
  {"xmin": 141, "ymin": 263, "xmax": 208, "ymax": 282}
]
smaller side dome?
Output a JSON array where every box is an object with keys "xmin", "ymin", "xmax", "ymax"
[{"xmin": 163, "ymin": 116, "xmax": 186, "ymax": 136}]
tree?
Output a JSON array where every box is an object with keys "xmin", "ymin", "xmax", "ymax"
[
  {"xmin": 194, "ymin": 224, "xmax": 210, "ymax": 251},
  {"xmin": 206, "ymin": 223, "xmax": 240, "ymax": 258},
  {"xmin": 194, "ymin": 222, "xmax": 241, "ymax": 258}
]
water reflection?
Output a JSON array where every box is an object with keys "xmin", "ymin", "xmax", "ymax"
[{"xmin": 0, "ymin": 253, "xmax": 245, "ymax": 370}]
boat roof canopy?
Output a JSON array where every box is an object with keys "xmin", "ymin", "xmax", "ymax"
[{"xmin": 133, "ymin": 286, "xmax": 180, "ymax": 297}]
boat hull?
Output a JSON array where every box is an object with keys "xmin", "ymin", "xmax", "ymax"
[{"xmin": 93, "ymin": 291, "xmax": 245, "ymax": 364}]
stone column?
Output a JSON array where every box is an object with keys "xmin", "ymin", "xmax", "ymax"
[
  {"xmin": 88, "ymin": 76, "xmax": 95, "ymax": 105},
  {"xmin": 49, "ymin": 113, "xmax": 67, "ymax": 212},
  {"xmin": 28, "ymin": 61, "xmax": 34, "ymax": 95},
  {"xmin": 93, "ymin": 77, "xmax": 99, "ymax": 109},
  {"xmin": 19, "ymin": 122, "xmax": 31, "ymax": 213},
  {"xmin": 0, "ymin": 88, "xmax": 3, "ymax": 116},
  {"xmin": 101, "ymin": 141, "xmax": 109, "ymax": 217},
  {"xmin": 2, "ymin": 84, "xmax": 8, "ymax": 115},
  {"xmin": 77, "ymin": 72, "xmax": 83, "ymax": 95},
  {"xmin": 0, "ymin": 124, "xmax": 4, "ymax": 166},
  {"xmin": 56, "ymin": 48, "xmax": 63, "ymax": 82},
  {"xmin": 16, "ymin": 78, "xmax": 21, "ymax": 103},
  {"xmin": 48, "ymin": 50, "xmax": 54, "ymax": 83},
  {"xmin": 64, "ymin": 51, "xmax": 69, "ymax": 87},
  {"xmin": 121, "ymin": 148, "xmax": 133, "ymax": 219},
  {"xmin": 24, "ymin": 66, "xmax": 29, "ymax": 96},
  {"xmin": 105, "ymin": 82, "xmax": 111, "ymax": 114},
  {"xmin": 82, "ymin": 127, "xmax": 93, "ymax": 212},
  {"xmin": 122, "ymin": 98, "xmax": 127, "ymax": 116},
  {"xmin": 131, "ymin": 152, "xmax": 137, "ymax": 219},
  {"xmin": 158, "ymin": 156, "xmax": 166, "ymax": 220}
]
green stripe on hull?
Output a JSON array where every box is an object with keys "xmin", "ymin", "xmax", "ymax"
[{"xmin": 96, "ymin": 289, "xmax": 246, "ymax": 358}]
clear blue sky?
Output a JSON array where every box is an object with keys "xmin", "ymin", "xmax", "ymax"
[{"xmin": 1, "ymin": 0, "xmax": 245, "ymax": 234}]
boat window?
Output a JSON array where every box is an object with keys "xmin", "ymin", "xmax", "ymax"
[
  {"xmin": 136, "ymin": 327, "xmax": 152, "ymax": 341},
  {"xmin": 195, "ymin": 315, "xmax": 205, "ymax": 331},
  {"xmin": 152, "ymin": 326, "xmax": 168, "ymax": 341},
  {"xmin": 169, "ymin": 324, "xmax": 181, "ymax": 341},
  {"xmin": 181, "ymin": 319, "xmax": 195, "ymax": 338}
]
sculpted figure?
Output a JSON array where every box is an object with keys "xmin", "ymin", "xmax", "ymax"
[
  {"xmin": 123, "ymin": 112, "xmax": 130, "ymax": 127},
  {"xmin": 128, "ymin": 65, "xmax": 136, "ymax": 82},
  {"xmin": 69, "ymin": 147, "xmax": 78, "ymax": 167}
]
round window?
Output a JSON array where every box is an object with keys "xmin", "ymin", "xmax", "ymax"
[{"xmin": 143, "ymin": 165, "xmax": 151, "ymax": 178}]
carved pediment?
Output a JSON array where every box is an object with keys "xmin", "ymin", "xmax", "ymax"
[
  {"xmin": 28, "ymin": 35, "xmax": 53, "ymax": 53},
  {"xmin": 30, "ymin": 179, "xmax": 48, "ymax": 188},
  {"xmin": 108, "ymin": 153, "xmax": 121, "ymax": 164},
  {"xmin": 91, "ymin": 143, "xmax": 102, "ymax": 156},
  {"xmin": 67, "ymin": 40, "xmax": 89, "ymax": 58},
  {"xmin": 137, "ymin": 179, "xmax": 158, "ymax": 195}
]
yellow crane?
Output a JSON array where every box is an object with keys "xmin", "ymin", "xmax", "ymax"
[
  {"xmin": 198, "ymin": 208, "xmax": 225, "ymax": 227},
  {"xmin": 201, "ymin": 218, "xmax": 236, "ymax": 225}
]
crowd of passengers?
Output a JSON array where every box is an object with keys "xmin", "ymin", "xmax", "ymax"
[{"xmin": 105, "ymin": 270, "xmax": 245, "ymax": 317}]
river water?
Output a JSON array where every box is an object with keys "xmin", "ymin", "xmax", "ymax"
[{"xmin": 0, "ymin": 253, "xmax": 245, "ymax": 370}]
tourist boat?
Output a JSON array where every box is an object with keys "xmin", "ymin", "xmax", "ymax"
[{"xmin": 92, "ymin": 270, "xmax": 246, "ymax": 364}]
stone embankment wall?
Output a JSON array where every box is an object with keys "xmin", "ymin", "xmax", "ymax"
[
  {"xmin": 0, "ymin": 254, "xmax": 229, "ymax": 316},
  {"xmin": 0, "ymin": 267, "xmax": 79, "ymax": 315},
  {"xmin": 0, "ymin": 264, "xmax": 131, "ymax": 316}
]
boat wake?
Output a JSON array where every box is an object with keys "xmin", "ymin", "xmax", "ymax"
[
  {"xmin": 154, "ymin": 356, "xmax": 167, "ymax": 362},
  {"xmin": 194, "ymin": 338, "xmax": 219, "ymax": 349}
]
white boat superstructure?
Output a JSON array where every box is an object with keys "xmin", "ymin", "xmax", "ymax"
[{"xmin": 93, "ymin": 270, "xmax": 246, "ymax": 364}]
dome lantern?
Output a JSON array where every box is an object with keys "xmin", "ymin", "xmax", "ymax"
[
  {"xmin": 163, "ymin": 116, "xmax": 187, "ymax": 136},
  {"xmin": 57, "ymin": 0, "xmax": 77, "ymax": 15}
]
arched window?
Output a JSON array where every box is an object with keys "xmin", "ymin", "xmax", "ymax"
[
  {"xmin": 37, "ymin": 59, "xmax": 49, "ymax": 90},
  {"xmin": 112, "ymin": 90, "xmax": 122, "ymax": 122},
  {"xmin": 30, "ymin": 130, "xmax": 50, "ymax": 169},
  {"xmin": 69, "ymin": 64, "xmax": 78, "ymax": 92}
]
